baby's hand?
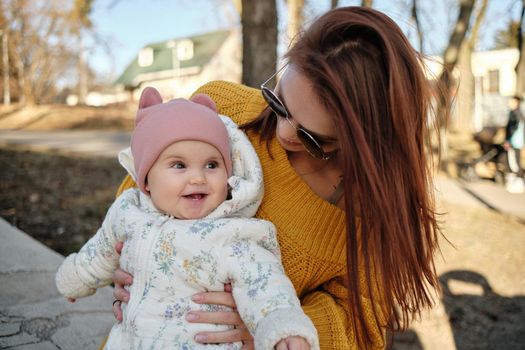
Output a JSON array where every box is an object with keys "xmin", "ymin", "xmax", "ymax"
[{"xmin": 275, "ymin": 336, "xmax": 310, "ymax": 350}]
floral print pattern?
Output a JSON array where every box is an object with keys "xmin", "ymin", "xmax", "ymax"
[
  {"xmin": 182, "ymin": 249, "xmax": 218, "ymax": 286},
  {"xmin": 153, "ymin": 230, "xmax": 177, "ymax": 276},
  {"xmin": 188, "ymin": 220, "xmax": 227, "ymax": 239}
]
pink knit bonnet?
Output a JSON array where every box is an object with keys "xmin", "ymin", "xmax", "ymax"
[{"xmin": 131, "ymin": 87, "xmax": 232, "ymax": 194}]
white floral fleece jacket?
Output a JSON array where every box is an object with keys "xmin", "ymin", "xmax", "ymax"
[{"xmin": 55, "ymin": 116, "xmax": 319, "ymax": 350}]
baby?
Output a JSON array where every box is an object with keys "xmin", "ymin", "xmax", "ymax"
[{"xmin": 55, "ymin": 87, "xmax": 318, "ymax": 350}]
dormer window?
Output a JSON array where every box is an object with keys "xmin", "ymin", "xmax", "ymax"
[
  {"xmin": 138, "ymin": 47, "xmax": 154, "ymax": 67},
  {"xmin": 176, "ymin": 39, "xmax": 194, "ymax": 61}
]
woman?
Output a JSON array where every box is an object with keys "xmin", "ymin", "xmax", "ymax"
[{"xmin": 109, "ymin": 6, "xmax": 443, "ymax": 349}]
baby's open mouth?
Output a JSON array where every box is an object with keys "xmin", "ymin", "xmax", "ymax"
[{"xmin": 183, "ymin": 193, "xmax": 207, "ymax": 200}]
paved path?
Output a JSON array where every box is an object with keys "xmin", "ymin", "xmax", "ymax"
[
  {"xmin": 0, "ymin": 130, "xmax": 131, "ymax": 158},
  {"xmin": 458, "ymin": 180, "xmax": 525, "ymax": 222},
  {"xmin": 0, "ymin": 219, "xmax": 114, "ymax": 349}
]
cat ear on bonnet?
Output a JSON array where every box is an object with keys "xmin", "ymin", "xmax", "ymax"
[
  {"xmin": 190, "ymin": 93, "xmax": 217, "ymax": 113},
  {"xmin": 136, "ymin": 87, "xmax": 163, "ymax": 125},
  {"xmin": 138, "ymin": 87, "xmax": 163, "ymax": 109}
]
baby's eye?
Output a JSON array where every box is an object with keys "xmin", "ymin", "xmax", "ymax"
[
  {"xmin": 206, "ymin": 161, "xmax": 218, "ymax": 169},
  {"xmin": 171, "ymin": 162, "xmax": 185, "ymax": 169}
]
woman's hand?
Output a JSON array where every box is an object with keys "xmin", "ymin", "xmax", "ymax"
[
  {"xmin": 187, "ymin": 283, "xmax": 254, "ymax": 349},
  {"xmin": 111, "ymin": 241, "xmax": 133, "ymax": 322}
]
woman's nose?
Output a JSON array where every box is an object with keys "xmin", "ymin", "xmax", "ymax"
[{"xmin": 278, "ymin": 117, "xmax": 298, "ymax": 140}]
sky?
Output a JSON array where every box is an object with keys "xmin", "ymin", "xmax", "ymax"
[{"xmin": 88, "ymin": 0, "xmax": 522, "ymax": 82}]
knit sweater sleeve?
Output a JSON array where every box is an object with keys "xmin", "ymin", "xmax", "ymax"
[{"xmin": 302, "ymin": 276, "xmax": 386, "ymax": 349}]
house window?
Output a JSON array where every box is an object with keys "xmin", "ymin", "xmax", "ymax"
[
  {"xmin": 138, "ymin": 47, "xmax": 154, "ymax": 67},
  {"xmin": 177, "ymin": 39, "xmax": 194, "ymax": 61},
  {"xmin": 487, "ymin": 69, "xmax": 499, "ymax": 94}
]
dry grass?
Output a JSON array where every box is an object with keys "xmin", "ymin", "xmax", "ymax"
[
  {"xmin": 0, "ymin": 103, "xmax": 135, "ymax": 131},
  {"xmin": 0, "ymin": 148, "xmax": 126, "ymax": 255}
]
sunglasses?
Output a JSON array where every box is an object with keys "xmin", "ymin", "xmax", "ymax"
[{"xmin": 260, "ymin": 66, "xmax": 334, "ymax": 161}]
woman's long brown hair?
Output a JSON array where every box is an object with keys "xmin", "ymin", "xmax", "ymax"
[{"xmin": 243, "ymin": 6, "xmax": 444, "ymax": 349}]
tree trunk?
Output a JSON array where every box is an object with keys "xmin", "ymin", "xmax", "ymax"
[
  {"xmin": 2, "ymin": 30, "xmax": 10, "ymax": 105},
  {"xmin": 23, "ymin": 70, "xmax": 34, "ymax": 105},
  {"xmin": 287, "ymin": 0, "xmax": 304, "ymax": 45},
  {"xmin": 241, "ymin": 0, "xmax": 277, "ymax": 88},
  {"xmin": 78, "ymin": 33, "xmax": 87, "ymax": 105},
  {"xmin": 331, "ymin": 0, "xmax": 338, "ymax": 9},
  {"xmin": 437, "ymin": 0, "xmax": 477, "ymax": 125},
  {"xmin": 456, "ymin": 44, "xmax": 474, "ymax": 131},
  {"xmin": 411, "ymin": 0, "xmax": 423, "ymax": 53},
  {"xmin": 455, "ymin": 0, "xmax": 488, "ymax": 132},
  {"xmin": 515, "ymin": 0, "xmax": 525, "ymax": 96},
  {"xmin": 16, "ymin": 56, "xmax": 24, "ymax": 105},
  {"xmin": 361, "ymin": 0, "xmax": 373, "ymax": 7},
  {"xmin": 437, "ymin": 0, "xmax": 476, "ymax": 172}
]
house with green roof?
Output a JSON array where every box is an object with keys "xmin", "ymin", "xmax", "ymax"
[{"xmin": 114, "ymin": 29, "xmax": 241, "ymax": 100}]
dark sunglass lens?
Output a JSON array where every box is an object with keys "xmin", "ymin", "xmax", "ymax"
[
  {"xmin": 297, "ymin": 129, "xmax": 325, "ymax": 160},
  {"xmin": 262, "ymin": 88, "xmax": 288, "ymax": 117}
]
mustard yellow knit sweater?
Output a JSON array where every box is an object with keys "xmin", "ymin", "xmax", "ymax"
[{"xmin": 114, "ymin": 81, "xmax": 385, "ymax": 349}]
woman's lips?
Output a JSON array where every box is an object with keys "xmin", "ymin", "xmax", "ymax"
[{"xmin": 281, "ymin": 137, "xmax": 301, "ymax": 146}]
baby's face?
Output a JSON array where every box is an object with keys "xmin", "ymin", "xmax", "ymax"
[{"xmin": 146, "ymin": 140, "xmax": 229, "ymax": 219}]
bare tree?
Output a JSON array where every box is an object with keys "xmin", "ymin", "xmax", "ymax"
[
  {"xmin": 1, "ymin": 28, "xmax": 10, "ymax": 105},
  {"xmin": 411, "ymin": 0, "xmax": 424, "ymax": 53},
  {"xmin": 437, "ymin": 0, "xmax": 476, "ymax": 171},
  {"xmin": 8, "ymin": 2, "xmax": 26, "ymax": 105},
  {"xmin": 455, "ymin": 0, "xmax": 488, "ymax": 132},
  {"xmin": 361, "ymin": 0, "xmax": 373, "ymax": 7},
  {"xmin": 437, "ymin": 0, "xmax": 477, "ymax": 118},
  {"xmin": 331, "ymin": 0, "xmax": 339, "ymax": 9},
  {"xmin": 515, "ymin": 0, "xmax": 525, "ymax": 96},
  {"xmin": 494, "ymin": 20, "xmax": 520, "ymax": 49},
  {"xmin": 0, "ymin": 1, "xmax": 9, "ymax": 104},
  {"xmin": 3, "ymin": 0, "xmax": 96, "ymax": 105},
  {"xmin": 241, "ymin": 0, "xmax": 278, "ymax": 87},
  {"xmin": 70, "ymin": 0, "xmax": 94, "ymax": 105},
  {"xmin": 286, "ymin": 0, "xmax": 305, "ymax": 45}
]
